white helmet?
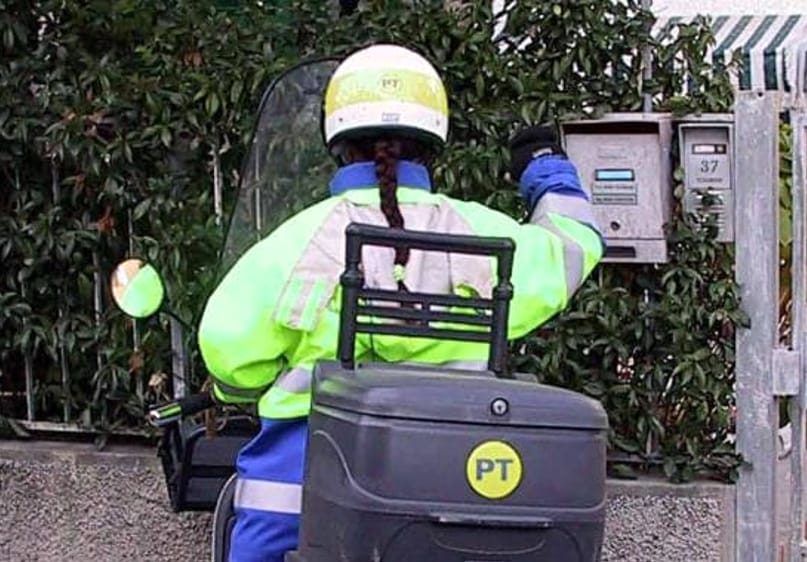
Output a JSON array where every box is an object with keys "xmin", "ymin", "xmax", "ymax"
[{"xmin": 323, "ymin": 44, "xmax": 449, "ymax": 153}]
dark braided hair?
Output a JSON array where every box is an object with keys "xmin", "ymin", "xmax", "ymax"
[
  {"xmin": 343, "ymin": 136, "xmax": 435, "ymax": 292},
  {"xmin": 373, "ymin": 139, "xmax": 408, "ymax": 288}
]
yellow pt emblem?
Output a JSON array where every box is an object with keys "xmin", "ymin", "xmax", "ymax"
[{"xmin": 466, "ymin": 440, "xmax": 523, "ymax": 499}]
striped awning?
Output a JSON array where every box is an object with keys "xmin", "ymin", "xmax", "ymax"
[{"xmin": 656, "ymin": 15, "xmax": 807, "ymax": 105}]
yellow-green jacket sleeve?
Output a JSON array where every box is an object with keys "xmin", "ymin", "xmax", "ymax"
[
  {"xmin": 198, "ymin": 198, "xmax": 339, "ymax": 404},
  {"xmin": 450, "ymin": 193, "xmax": 602, "ymax": 339}
]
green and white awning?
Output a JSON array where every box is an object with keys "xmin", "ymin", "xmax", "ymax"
[{"xmin": 656, "ymin": 15, "xmax": 807, "ymax": 104}]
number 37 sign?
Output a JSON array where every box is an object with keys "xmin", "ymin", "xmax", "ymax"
[{"xmin": 679, "ymin": 118, "xmax": 735, "ymax": 242}]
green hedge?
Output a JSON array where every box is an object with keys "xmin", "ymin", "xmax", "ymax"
[{"xmin": 0, "ymin": 0, "xmax": 742, "ymax": 480}]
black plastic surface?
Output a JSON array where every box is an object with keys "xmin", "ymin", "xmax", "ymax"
[
  {"xmin": 157, "ymin": 415, "xmax": 258, "ymax": 512},
  {"xmin": 314, "ymin": 361, "xmax": 609, "ymax": 430},
  {"xmin": 212, "ymin": 474, "xmax": 238, "ymax": 562},
  {"xmin": 294, "ymin": 363, "xmax": 608, "ymax": 562}
]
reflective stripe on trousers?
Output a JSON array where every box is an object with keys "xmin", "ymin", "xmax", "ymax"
[
  {"xmin": 230, "ymin": 418, "xmax": 307, "ymax": 562},
  {"xmin": 234, "ymin": 478, "xmax": 302, "ymax": 514}
]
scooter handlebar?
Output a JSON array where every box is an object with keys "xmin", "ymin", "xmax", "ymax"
[{"xmin": 147, "ymin": 392, "xmax": 215, "ymax": 427}]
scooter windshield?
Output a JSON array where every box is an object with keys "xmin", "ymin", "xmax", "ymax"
[{"xmin": 220, "ymin": 59, "xmax": 340, "ymax": 273}]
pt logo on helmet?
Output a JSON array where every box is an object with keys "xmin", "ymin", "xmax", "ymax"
[
  {"xmin": 465, "ymin": 440, "xmax": 523, "ymax": 500},
  {"xmin": 380, "ymin": 74, "xmax": 401, "ymax": 92}
]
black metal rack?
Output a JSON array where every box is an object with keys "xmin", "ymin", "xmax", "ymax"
[{"xmin": 337, "ymin": 223, "xmax": 516, "ymax": 377}]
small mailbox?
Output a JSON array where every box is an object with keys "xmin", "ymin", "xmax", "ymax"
[
  {"xmin": 677, "ymin": 114, "xmax": 734, "ymax": 242},
  {"xmin": 561, "ymin": 113, "xmax": 673, "ymax": 263}
]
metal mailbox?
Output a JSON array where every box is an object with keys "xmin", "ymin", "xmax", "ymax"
[
  {"xmin": 561, "ymin": 113, "xmax": 673, "ymax": 263},
  {"xmin": 677, "ymin": 114, "xmax": 735, "ymax": 242}
]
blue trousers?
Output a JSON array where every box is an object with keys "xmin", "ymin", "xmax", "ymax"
[{"xmin": 229, "ymin": 418, "xmax": 308, "ymax": 562}]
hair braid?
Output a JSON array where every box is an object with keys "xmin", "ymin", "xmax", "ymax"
[{"xmin": 373, "ymin": 139, "xmax": 409, "ymax": 290}]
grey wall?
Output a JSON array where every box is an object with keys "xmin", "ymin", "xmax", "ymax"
[
  {"xmin": 603, "ymin": 479, "xmax": 735, "ymax": 562},
  {"xmin": 0, "ymin": 441, "xmax": 211, "ymax": 562},
  {"xmin": 0, "ymin": 440, "xmax": 734, "ymax": 562}
]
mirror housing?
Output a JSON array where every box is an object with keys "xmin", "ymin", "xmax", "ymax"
[{"xmin": 110, "ymin": 258, "xmax": 166, "ymax": 319}]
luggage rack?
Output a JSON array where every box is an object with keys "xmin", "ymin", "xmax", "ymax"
[{"xmin": 337, "ymin": 223, "xmax": 516, "ymax": 377}]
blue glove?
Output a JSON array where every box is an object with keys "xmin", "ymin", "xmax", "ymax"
[{"xmin": 519, "ymin": 154, "xmax": 588, "ymax": 212}]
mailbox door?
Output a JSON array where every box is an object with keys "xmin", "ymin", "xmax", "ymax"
[
  {"xmin": 682, "ymin": 126, "xmax": 732, "ymax": 191},
  {"xmin": 680, "ymin": 124, "xmax": 734, "ymax": 242},
  {"xmin": 565, "ymin": 132, "xmax": 667, "ymax": 241}
]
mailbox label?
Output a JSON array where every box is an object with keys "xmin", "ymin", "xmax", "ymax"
[
  {"xmin": 592, "ymin": 168, "xmax": 638, "ymax": 205},
  {"xmin": 686, "ymin": 143, "xmax": 730, "ymax": 189}
]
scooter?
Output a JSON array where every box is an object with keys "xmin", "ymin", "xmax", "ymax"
[
  {"xmin": 110, "ymin": 57, "xmax": 342, "ymax": 516},
  {"xmin": 111, "ymin": 58, "xmax": 609, "ymax": 561}
]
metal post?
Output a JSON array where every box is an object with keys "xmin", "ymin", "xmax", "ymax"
[
  {"xmin": 21, "ymin": 281, "xmax": 34, "ymax": 422},
  {"xmin": 128, "ymin": 209, "xmax": 143, "ymax": 399},
  {"xmin": 57, "ymin": 295, "xmax": 70, "ymax": 422},
  {"xmin": 132, "ymin": 321, "xmax": 143, "ymax": 399},
  {"xmin": 212, "ymin": 143, "xmax": 223, "ymax": 226},
  {"xmin": 53, "ymin": 160, "xmax": 71, "ymax": 422},
  {"xmin": 23, "ymin": 354, "xmax": 34, "ymax": 421},
  {"xmin": 735, "ymin": 91, "xmax": 782, "ymax": 562},
  {"xmin": 641, "ymin": 0, "xmax": 653, "ymax": 113},
  {"xmin": 170, "ymin": 317, "xmax": 187, "ymax": 399},
  {"xmin": 254, "ymin": 184, "xmax": 262, "ymax": 233},
  {"xmin": 254, "ymin": 136, "xmax": 262, "ymax": 234},
  {"xmin": 91, "ymin": 251, "xmax": 104, "ymax": 422},
  {"xmin": 791, "ymin": 110, "xmax": 807, "ymax": 561}
]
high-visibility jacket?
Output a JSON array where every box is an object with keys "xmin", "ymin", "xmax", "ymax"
[{"xmin": 198, "ymin": 159, "xmax": 602, "ymax": 420}]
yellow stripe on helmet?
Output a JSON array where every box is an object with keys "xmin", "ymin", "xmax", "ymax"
[{"xmin": 325, "ymin": 69, "xmax": 448, "ymax": 117}]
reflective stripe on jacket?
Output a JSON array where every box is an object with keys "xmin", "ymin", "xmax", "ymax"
[{"xmin": 198, "ymin": 161, "xmax": 603, "ymax": 419}]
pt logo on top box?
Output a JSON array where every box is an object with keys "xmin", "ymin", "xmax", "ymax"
[{"xmin": 465, "ymin": 440, "xmax": 523, "ymax": 500}]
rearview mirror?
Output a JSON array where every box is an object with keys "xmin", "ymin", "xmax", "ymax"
[{"xmin": 110, "ymin": 258, "xmax": 166, "ymax": 319}]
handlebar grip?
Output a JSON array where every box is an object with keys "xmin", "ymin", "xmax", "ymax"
[
  {"xmin": 178, "ymin": 392, "xmax": 216, "ymax": 416},
  {"xmin": 147, "ymin": 392, "xmax": 215, "ymax": 427}
]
